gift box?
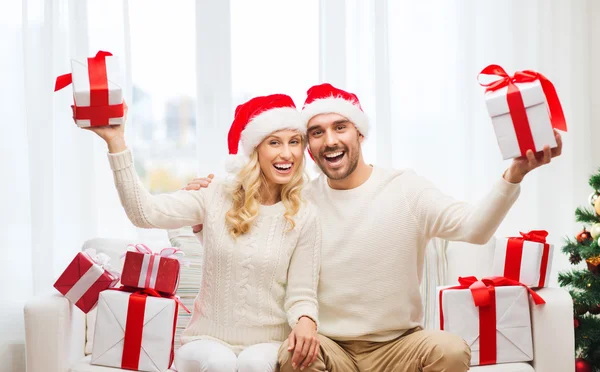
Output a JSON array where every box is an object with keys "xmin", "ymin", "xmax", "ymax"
[
  {"xmin": 121, "ymin": 244, "xmax": 184, "ymax": 295},
  {"xmin": 438, "ymin": 276, "xmax": 545, "ymax": 366},
  {"xmin": 91, "ymin": 288, "xmax": 182, "ymax": 372},
  {"xmin": 53, "ymin": 249, "xmax": 120, "ymax": 313},
  {"xmin": 492, "ymin": 230, "xmax": 554, "ymax": 288},
  {"xmin": 54, "ymin": 50, "xmax": 124, "ymax": 127},
  {"xmin": 479, "ymin": 65, "xmax": 567, "ymax": 160}
]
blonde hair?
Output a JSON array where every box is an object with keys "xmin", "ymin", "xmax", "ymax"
[{"xmin": 225, "ymin": 145, "xmax": 306, "ymax": 239}]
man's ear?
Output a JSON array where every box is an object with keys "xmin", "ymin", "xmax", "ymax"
[{"xmin": 358, "ymin": 132, "xmax": 365, "ymax": 144}]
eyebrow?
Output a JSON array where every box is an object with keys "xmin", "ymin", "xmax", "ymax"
[
  {"xmin": 267, "ymin": 134, "xmax": 302, "ymax": 141},
  {"xmin": 308, "ymin": 119, "xmax": 350, "ymax": 133}
]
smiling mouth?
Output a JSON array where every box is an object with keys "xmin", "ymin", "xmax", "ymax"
[
  {"xmin": 273, "ymin": 163, "xmax": 293, "ymax": 174},
  {"xmin": 323, "ymin": 151, "xmax": 345, "ymax": 165}
]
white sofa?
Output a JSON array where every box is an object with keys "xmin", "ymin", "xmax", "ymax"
[{"xmin": 24, "ymin": 234, "xmax": 574, "ymax": 372}]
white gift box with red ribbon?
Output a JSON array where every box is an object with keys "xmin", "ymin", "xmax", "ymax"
[
  {"xmin": 437, "ymin": 276, "xmax": 545, "ymax": 366},
  {"xmin": 492, "ymin": 230, "xmax": 553, "ymax": 288},
  {"xmin": 54, "ymin": 50, "xmax": 125, "ymax": 127}
]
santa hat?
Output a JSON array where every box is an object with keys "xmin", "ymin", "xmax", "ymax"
[
  {"xmin": 301, "ymin": 83, "xmax": 369, "ymax": 137},
  {"xmin": 226, "ymin": 94, "xmax": 305, "ymax": 173}
]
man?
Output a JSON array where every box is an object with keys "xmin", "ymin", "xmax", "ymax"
[{"xmin": 185, "ymin": 83, "xmax": 562, "ymax": 371}]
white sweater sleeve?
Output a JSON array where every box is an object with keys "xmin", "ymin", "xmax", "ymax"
[
  {"xmin": 284, "ymin": 204, "xmax": 321, "ymax": 329},
  {"xmin": 108, "ymin": 148, "xmax": 206, "ymax": 229},
  {"xmin": 404, "ymin": 173, "xmax": 520, "ymax": 244}
]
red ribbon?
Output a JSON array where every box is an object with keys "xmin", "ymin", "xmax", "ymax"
[
  {"xmin": 121, "ymin": 291, "xmax": 146, "ymax": 370},
  {"xmin": 54, "ymin": 50, "xmax": 124, "ymax": 126},
  {"xmin": 478, "ymin": 65, "xmax": 567, "ymax": 157},
  {"xmin": 504, "ymin": 230, "xmax": 551, "ymax": 287},
  {"xmin": 439, "ymin": 276, "xmax": 545, "ymax": 365},
  {"xmin": 109, "ymin": 286, "xmax": 190, "ymax": 370}
]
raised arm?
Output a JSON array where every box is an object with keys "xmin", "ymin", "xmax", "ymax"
[
  {"xmin": 405, "ymin": 172, "xmax": 520, "ymax": 244},
  {"xmin": 74, "ymin": 103, "xmax": 206, "ymax": 230},
  {"xmin": 108, "ymin": 147, "xmax": 206, "ymax": 229},
  {"xmin": 405, "ymin": 130, "xmax": 563, "ymax": 243}
]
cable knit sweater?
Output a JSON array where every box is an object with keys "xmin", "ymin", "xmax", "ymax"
[
  {"xmin": 305, "ymin": 166, "xmax": 520, "ymax": 342},
  {"xmin": 107, "ymin": 149, "xmax": 321, "ymax": 353}
]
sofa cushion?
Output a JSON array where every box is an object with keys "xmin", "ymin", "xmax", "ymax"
[
  {"xmin": 421, "ymin": 238, "xmax": 448, "ymax": 330},
  {"xmin": 167, "ymin": 227, "xmax": 204, "ymax": 350},
  {"xmin": 445, "ymin": 238, "xmax": 496, "ymax": 285}
]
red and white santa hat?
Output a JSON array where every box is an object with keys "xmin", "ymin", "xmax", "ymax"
[
  {"xmin": 301, "ymin": 83, "xmax": 369, "ymax": 137},
  {"xmin": 226, "ymin": 94, "xmax": 305, "ymax": 173}
]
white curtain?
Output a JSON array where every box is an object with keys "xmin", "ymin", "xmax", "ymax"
[
  {"xmin": 1, "ymin": 1, "xmax": 132, "ymax": 371},
  {"xmin": 1, "ymin": 1, "xmax": 598, "ymax": 371}
]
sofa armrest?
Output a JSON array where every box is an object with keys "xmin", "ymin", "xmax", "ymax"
[
  {"xmin": 529, "ymin": 287, "xmax": 574, "ymax": 372},
  {"xmin": 24, "ymin": 292, "xmax": 86, "ymax": 372}
]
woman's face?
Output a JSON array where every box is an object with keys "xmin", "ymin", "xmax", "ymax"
[{"xmin": 256, "ymin": 129, "xmax": 304, "ymax": 186}]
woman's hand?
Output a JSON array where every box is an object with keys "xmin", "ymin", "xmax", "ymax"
[
  {"xmin": 287, "ymin": 316, "xmax": 319, "ymax": 370},
  {"xmin": 73, "ymin": 101, "xmax": 128, "ymax": 153},
  {"xmin": 182, "ymin": 174, "xmax": 214, "ymax": 233}
]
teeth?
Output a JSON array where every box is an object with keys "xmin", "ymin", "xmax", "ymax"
[
  {"xmin": 274, "ymin": 163, "xmax": 292, "ymax": 170},
  {"xmin": 325, "ymin": 151, "xmax": 343, "ymax": 158}
]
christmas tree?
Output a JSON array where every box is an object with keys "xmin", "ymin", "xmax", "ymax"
[{"xmin": 558, "ymin": 170, "xmax": 600, "ymax": 371}]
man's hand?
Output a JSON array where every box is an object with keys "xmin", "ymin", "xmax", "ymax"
[
  {"xmin": 287, "ymin": 316, "xmax": 319, "ymax": 370},
  {"xmin": 182, "ymin": 174, "xmax": 214, "ymax": 233},
  {"xmin": 503, "ymin": 129, "xmax": 563, "ymax": 184}
]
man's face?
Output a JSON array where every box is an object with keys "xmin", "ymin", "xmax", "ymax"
[{"xmin": 306, "ymin": 113, "xmax": 363, "ymax": 180}]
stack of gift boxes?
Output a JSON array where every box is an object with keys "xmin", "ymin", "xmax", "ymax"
[
  {"xmin": 437, "ymin": 64, "xmax": 567, "ymax": 368},
  {"xmin": 437, "ymin": 231, "xmax": 552, "ymax": 366},
  {"xmin": 54, "ymin": 244, "xmax": 189, "ymax": 372}
]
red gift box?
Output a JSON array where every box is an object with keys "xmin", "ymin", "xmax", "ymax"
[
  {"xmin": 54, "ymin": 249, "xmax": 120, "ymax": 313},
  {"xmin": 121, "ymin": 244, "xmax": 184, "ymax": 295}
]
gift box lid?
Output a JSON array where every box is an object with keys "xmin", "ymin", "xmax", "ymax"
[
  {"xmin": 485, "ymin": 80, "xmax": 547, "ymax": 118},
  {"xmin": 71, "ymin": 55, "xmax": 123, "ymax": 106}
]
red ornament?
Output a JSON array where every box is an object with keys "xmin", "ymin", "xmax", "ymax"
[
  {"xmin": 576, "ymin": 358, "xmax": 593, "ymax": 372},
  {"xmin": 575, "ymin": 318, "xmax": 580, "ymax": 328},
  {"xmin": 578, "ymin": 228, "xmax": 593, "ymax": 244}
]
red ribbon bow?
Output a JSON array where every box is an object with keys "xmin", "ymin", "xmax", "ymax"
[
  {"xmin": 110, "ymin": 286, "xmax": 190, "ymax": 370},
  {"xmin": 517, "ymin": 230, "xmax": 548, "ymax": 243},
  {"xmin": 55, "ymin": 50, "xmax": 124, "ymax": 126},
  {"xmin": 478, "ymin": 65, "xmax": 567, "ymax": 157},
  {"xmin": 439, "ymin": 276, "xmax": 544, "ymax": 365}
]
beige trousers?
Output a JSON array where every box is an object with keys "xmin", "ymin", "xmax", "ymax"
[{"xmin": 278, "ymin": 327, "xmax": 471, "ymax": 372}]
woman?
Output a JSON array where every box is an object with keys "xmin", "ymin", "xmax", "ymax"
[{"xmin": 78, "ymin": 94, "xmax": 321, "ymax": 372}]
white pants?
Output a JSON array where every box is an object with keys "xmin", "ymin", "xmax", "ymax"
[{"xmin": 174, "ymin": 340, "xmax": 280, "ymax": 372}]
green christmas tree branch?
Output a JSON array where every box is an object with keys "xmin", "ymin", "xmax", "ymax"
[
  {"xmin": 576, "ymin": 207, "xmax": 599, "ymax": 225},
  {"xmin": 590, "ymin": 172, "xmax": 600, "ymax": 192},
  {"xmin": 571, "ymin": 289, "xmax": 600, "ymax": 309},
  {"xmin": 558, "ymin": 270, "xmax": 600, "ymax": 290},
  {"xmin": 575, "ymin": 315, "xmax": 600, "ymax": 362},
  {"xmin": 561, "ymin": 237, "xmax": 599, "ymax": 260}
]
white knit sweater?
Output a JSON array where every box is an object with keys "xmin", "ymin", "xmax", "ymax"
[
  {"xmin": 305, "ymin": 166, "xmax": 520, "ymax": 342},
  {"xmin": 108, "ymin": 149, "xmax": 321, "ymax": 353}
]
